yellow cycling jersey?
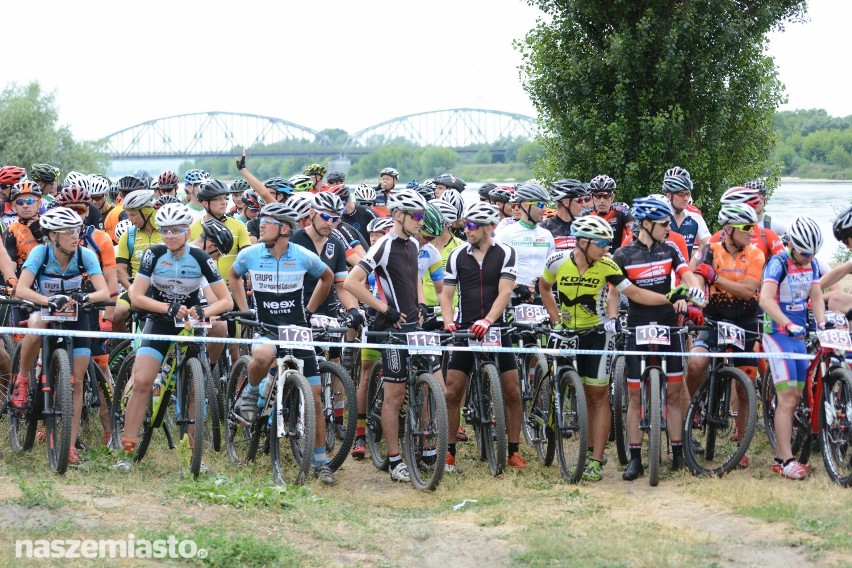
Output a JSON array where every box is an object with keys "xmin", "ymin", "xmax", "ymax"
[
  {"xmin": 423, "ymin": 234, "xmax": 462, "ymax": 307},
  {"xmin": 189, "ymin": 216, "xmax": 251, "ymax": 284},
  {"xmin": 116, "ymin": 227, "xmax": 164, "ymax": 277},
  {"xmin": 541, "ymin": 252, "xmax": 629, "ymax": 329}
]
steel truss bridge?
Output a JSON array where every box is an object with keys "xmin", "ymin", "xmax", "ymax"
[{"xmin": 104, "ymin": 109, "xmax": 538, "ymax": 160}]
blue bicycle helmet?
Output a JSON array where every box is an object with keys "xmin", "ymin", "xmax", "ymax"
[{"xmin": 632, "ymin": 196, "xmax": 674, "ymax": 222}]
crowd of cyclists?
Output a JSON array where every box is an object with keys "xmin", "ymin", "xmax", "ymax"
[{"xmin": 0, "ymin": 155, "xmax": 851, "ymax": 489}]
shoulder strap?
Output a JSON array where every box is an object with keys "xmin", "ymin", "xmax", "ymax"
[{"xmin": 127, "ymin": 226, "xmax": 137, "ymax": 276}]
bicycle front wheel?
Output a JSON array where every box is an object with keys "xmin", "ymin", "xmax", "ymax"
[
  {"xmin": 225, "ymin": 355, "xmax": 259, "ymax": 464},
  {"xmin": 521, "ymin": 350, "xmax": 547, "ymax": 448},
  {"xmin": 46, "ymin": 349, "xmax": 73, "ymax": 474},
  {"xmin": 555, "ymin": 368, "xmax": 588, "ymax": 483},
  {"xmin": 529, "ymin": 365, "xmax": 554, "ymax": 465},
  {"xmin": 820, "ymin": 368, "xmax": 852, "ymax": 486},
  {"xmin": 611, "ymin": 355, "xmax": 629, "ymax": 466},
  {"xmin": 365, "ymin": 361, "xmax": 390, "ymax": 471},
  {"xmin": 646, "ymin": 368, "xmax": 662, "ymax": 487},
  {"xmin": 319, "ymin": 361, "xmax": 356, "ymax": 472},
  {"xmin": 201, "ymin": 357, "xmax": 221, "ymax": 453},
  {"xmin": 8, "ymin": 342, "xmax": 38, "ymax": 453},
  {"xmin": 184, "ymin": 358, "xmax": 206, "ymax": 478},
  {"xmin": 475, "ymin": 363, "xmax": 506, "ymax": 476},
  {"xmin": 684, "ymin": 367, "xmax": 755, "ymax": 477},
  {"xmin": 278, "ymin": 371, "xmax": 316, "ymax": 486},
  {"xmin": 404, "ymin": 372, "xmax": 449, "ymax": 491}
]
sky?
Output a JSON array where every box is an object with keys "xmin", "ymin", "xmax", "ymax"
[{"xmin": 5, "ymin": 0, "xmax": 850, "ymax": 142}]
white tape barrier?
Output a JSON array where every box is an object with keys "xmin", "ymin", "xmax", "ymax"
[{"xmin": 0, "ymin": 325, "xmax": 822, "ymax": 361}]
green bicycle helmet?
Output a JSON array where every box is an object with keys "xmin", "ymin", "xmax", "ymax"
[{"xmin": 421, "ymin": 203, "xmax": 445, "ymax": 238}]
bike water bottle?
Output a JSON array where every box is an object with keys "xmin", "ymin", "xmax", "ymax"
[
  {"xmin": 152, "ymin": 361, "xmax": 170, "ymax": 409},
  {"xmin": 257, "ymin": 367, "xmax": 277, "ymax": 408}
]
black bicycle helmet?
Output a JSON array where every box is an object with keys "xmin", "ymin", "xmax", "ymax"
[
  {"xmin": 116, "ymin": 175, "xmax": 146, "ymax": 194},
  {"xmin": 196, "ymin": 179, "xmax": 230, "ymax": 202},
  {"xmin": 551, "ymin": 179, "xmax": 589, "ymax": 201},
  {"xmin": 433, "ymin": 173, "xmax": 466, "ymax": 191},
  {"xmin": 201, "ymin": 218, "xmax": 235, "ymax": 254},
  {"xmin": 230, "ymin": 179, "xmax": 250, "ymax": 193},
  {"xmin": 478, "ymin": 183, "xmax": 498, "ymax": 200}
]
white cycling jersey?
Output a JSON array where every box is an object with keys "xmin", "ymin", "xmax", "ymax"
[{"xmin": 494, "ymin": 218, "xmax": 555, "ymax": 287}]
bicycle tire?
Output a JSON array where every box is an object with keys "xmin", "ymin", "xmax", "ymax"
[
  {"xmin": 108, "ymin": 338, "xmax": 133, "ymax": 378},
  {"xmin": 684, "ymin": 367, "xmax": 755, "ymax": 477},
  {"xmin": 476, "ymin": 362, "xmax": 506, "ymax": 476},
  {"xmin": 820, "ymin": 367, "xmax": 852, "ymax": 486},
  {"xmin": 215, "ymin": 351, "xmax": 229, "ymax": 440},
  {"xmin": 319, "ymin": 361, "xmax": 357, "ymax": 472},
  {"xmin": 611, "ymin": 355, "xmax": 629, "ymax": 466},
  {"xmin": 225, "ymin": 355, "xmax": 258, "ymax": 465},
  {"xmin": 555, "ymin": 368, "xmax": 588, "ymax": 483},
  {"xmin": 0, "ymin": 332, "xmax": 15, "ymax": 414},
  {"xmin": 201, "ymin": 356, "xmax": 221, "ymax": 452},
  {"xmin": 530, "ymin": 364, "xmax": 555, "ymax": 465},
  {"xmin": 8, "ymin": 342, "xmax": 38, "ymax": 453},
  {"xmin": 761, "ymin": 367, "xmax": 778, "ymax": 450},
  {"xmin": 46, "ymin": 348, "xmax": 73, "ymax": 474},
  {"xmin": 178, "ymin": 358, "xmax": 205, "ymax": 477},
  {"xmin": 647, "ymin": 368, "xmax": 662, "ymax": 487},
  {"xmin": 278, "ymin": 371, "xmax": 316, "ymax": 485},
  {"xmin": 404, "ymin": 372, "xmax": 449, "ymax": 491},
  {"xmin": 341, "ymin": 344, "xmax": 361, "ymax": 388},
  {"xmin": 77, "ymin": 361, "xmax": 112, "ymax": 450},
  {"xmin": 136, "ymin": 357, "xmax": 171, "ymax": 463},
  {"xmin": 365, "ymin": 361, "xmax": 390, "ymax": 471},
  {"xmin": 521, "ymin": 350, "xmax": 547, "ymax": 449}
]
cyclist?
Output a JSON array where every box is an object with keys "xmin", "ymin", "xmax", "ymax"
[
  {"xmin": 441, "ymin": 202, "xmax": 527, "ymax": 470},
  {"xmin": 304, "ymin": 163, "xmax": 328, "ymax": 193},
  {"xmin": 373, "ymin": 167, "xmax": 399, "ymax": 208},
  {"xmin": 241, "ymin": 189, "xmax": 266, "ymax": 244},
  {"xmin": 759, "ymin": 216, "xmax": 825, "ymax": 480},
  {"xmin": 114, "ymin": 189, "xmax": 163, "ymax": 334},
  {"xmin": 115, "ymin": 203, "xmax": 232, "ymax": 471},
  {"xmin": 539, "ymin": 179, "xmax": 592, "ymax": 250},
  {"xmin": 354, "ymin": 183, "xmax": 377, "ymax": 210},
  {"xmin": 424, "ymin": 199, "xmax": 464, "ymax": 305},
  {"xmin": 489, "ymin": 186, "xmax": 516, "ymax": 228},
  {"xmin": 685, "ymin": 204, "xmax": 766, "ymax": 469},
  {"xmin": 610, "ymin": 196, "xmax": 705, "ymax": 480},
  {"xmin": 822, "ymin": 206, "xmax": 852, "ymax": 316},
  {"xmin": 0, "ymin": 165, "xmax": 28, "ymax": 226},
  {"xmin": 180, "ymin": 169, "xmax": 206, "ymax": 220},
  {"xmin": 189, "ymin": 179, "xmax": 251, "ymax": 275},
  {"xmin": 30, "ymin": 164, "xmax": 61, "ymax": 203},
  {"xmin": 432, "ymin": 173, "xmax": 466, "ymax": 199},
  {"xmin": 494, "ymin": 183, "xmax": 556, "ymax": 305},
  {"xmin": 586, "ymin": 174, "xmax": 633, "ymax": 251},
  {"xmin": 708, "ymin": 186, "xmax": 784, "ymax": 261},
  {"xmin": 62, "ymin": 173, "xmax": 103, "ymax": 230},
  {"xmin": 103, "ymin": 175, "xmax": 146, "ymax": 243},
  {"xmin": 5, "ymin": 181, "xmax": 45, "ymax": 274},
  {"xmin": 343, "ymin": 189, "xmax": 430, "ymax": 483},
  {"xmin": 662, "ymin": 166, "xmax": 710, "ymax": 260},
  {"xmin": 13, "ymin": 207, "xmax": 111, "ymax": 464},
  {"xmin": 744, "ymin": 178, "xmax": 788, "ymax": 237},
  {"xmin": 88, "ymin": 175, "xmax": 113, "ymax": 233},
  {"xmin": 541, "ymin": 215, "xmax": 677, "ymax": 480},
  {"xmin": 228, "ymin": 202, "xmax": 336, "ymax": 484},
  {"xmin": 154, "ymin": 170, "xmax": 180, "ymax": 200},
  {"xmin": 336, "ymin": 183, "xmax": 377, "ymax": 244},
  {"xmin": 228, "ymin": 178, "xmax": 250, "ymax": 220}
]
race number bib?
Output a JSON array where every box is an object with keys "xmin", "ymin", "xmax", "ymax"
[
  {"xmin": 513, "ymin": 304, "xmax": 547, "ymax": 324},
  {"xmin": 825, "ymin": 312, "xmax": 849, "ymax": 331},
  {"xmin": 468, "ymin": 327, "xmax": 502, "ymax": 348},
  {"xmin": 717, "ymin": 322, "xmax": 746, "ymax": 350},
  {"xmin": 310, "ymin": 315, "xmax": 341, "ymax": 337},
  {"xmin": 278, "ymin": 326, "xmax": 313, "ymax": 344},
  {"xmin": 41, "ymin": 304, "xmax": 78, "ymax": 322},
  {"xmin": 407, "ymin": 332, "xmax": 440, "ymax": 355},
  {"xmin": 174, "ymin": 317, "xmax": 211, "ymax": 329},
  {"xmin": 635, "ymin": 324, "xmax": 670, "ymax": 346},
  {"xmin": 817, "ymin": 329, "xmax": 852, "ymax": 351}
]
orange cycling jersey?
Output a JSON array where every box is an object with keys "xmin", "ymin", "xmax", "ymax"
[
  {"xmin": 104, "ymin": 205, "xmax": 126, "ymax": 244},
  {"xmin": 81, "ymin": 227, "xmax": 117, "ymax": 270},
  {"xmin": 697, "ymin": 241, "xmax": 765, "ymax": 320},
  {"xmin": 709, "ymin": 225, "xmax": 782, "ymax": 260},
  {"xmin": 5, "ymin": 220, "xmax": 41, "ymax": 272}
]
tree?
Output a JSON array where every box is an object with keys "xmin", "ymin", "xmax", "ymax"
[
  {"xmin": 0, "ymin": 82, "xmax": 107, "ymax": 175},
  {"xmin": 518, "ymin": 0, "xmax": 806, "ymax": 222}
]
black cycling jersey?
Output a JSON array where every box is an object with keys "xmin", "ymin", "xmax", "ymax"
[
  {"xmin": 357, "ymin": 232, "xmax": 420, "ymax": 331},
  {"xmin": 342, "ymin": 205, "xmax": 378, "ymax": 244},
  {"xmin": 444, "ymin": 241, "xmax": 516, "ymax": 327},
  {"xmin": 332, "ymin": 221, "xmax": 368, "ymax": 252},
  {"xmin": 612, "ymin": 239, "xmax": 689, "ymax": 326},
  {"xmin": 290, "ymin": 229, "xmax": 348, "ymax": 315},
  {"xmin": 539, "ymin": 215, "xmax": 576, "ymax": 250},
  {"xmin": 246, "ymin": 218, "xmax": 260, "ymax": 241}
]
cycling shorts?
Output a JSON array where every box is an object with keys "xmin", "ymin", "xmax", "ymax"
[
  {"xmin": 448, "ymin": 333, "xmax": 518, "ymax": 376},
  {"xmin": 762, "ymin": 332, "xmax": 808, "ymax": 391},
  {"xmin": 573, "ymin": 332, "xmax": 615, "ymax": 388},
  {"xmin": 254, "ymin": 331, "xmax": 319, "ymax": 386},
  {"xmin": 625, "ymin": 332, "xmax": 684, "ymax": 389}
]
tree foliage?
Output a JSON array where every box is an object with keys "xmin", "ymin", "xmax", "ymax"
[
  {"xmin": 773, "ymin": 109, "xmax": 852, "ymax": 178},
  {"xmin": 0, "ymin": 82, "xmax": 108, "ymax": 175},
  {"xmin": 517, "ymin": 0, "xmax": 807, "ymax": 220}
]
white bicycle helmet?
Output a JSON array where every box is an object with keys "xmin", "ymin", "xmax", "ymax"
[
  {"xmin": 155, "ymin": 202, "xmax": 194, "ymax": 227},
  {"xmin": 41, "ymin": 206, "xmax": 83, "ymax": 231},
  {"xmin": 388, "ymin": 189, "xmax": 427, "ymax": 212},
  {"xmin": 833, "ymin": 205, "xmax": 852, "ymax": 241},
  {"xmin": 313, "ymin": 192, "xmax": 345, "ymax": 215},
  {"xmin": 123, "ymin": 189, "xmax": 156, "ymax": 210},
  {"xmin": 720, "ymin": 186, "xmax": 762, "ymax": 209},
  {"xmin": 429, "ymin": 199, "xmax": 459, "ymax": 224},
  {"xmin": 367, "ymin": 217, "xmax": 394, "ymax": 233},
  {"xmin": 354, "ymin": 183, "xmax": 376, "ymax": 205},
  {"xmin": 114, "ymin": 218, "xmax": 134, "ymax": 241},
  {"xmin": 284, "ymin": 194, "xmax": 312, "ymax": 221},
  {"xmin": 439, "ymin": 189, "xmax": 465, "ymax": 219},
  {"xmin": 717, "ymin": 204, "xmax": 758, "ymax": 226},
  {"xmin": 260, "ymin": 202, "xmax": 300, "ymax": 227},
  {"xmin": 63, "ymin": 171, "xmax": 89, "ymax": 191},
  {"xmin": 787, "ymin": 216, "xmax": 823, "ymax": 256},
  {"xmin": 571, "ymin": 215, "xmax": 615, "ymax": 240},
  {"xmin": 380, "ymin": 167, "xmax": 399, "ymax": 179},
  {"xmin": 462, "ymin": 202, "xmax": 499, "ymax": 225},
  {"xmin": 88, "ymin": 175, "xmax": 111, "ymax": 197}
]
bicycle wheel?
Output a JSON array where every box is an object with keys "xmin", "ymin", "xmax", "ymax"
[
  {"xmin": 7, "ymin": 342, "xmax": 38, "ymax": 453},
  {"xmin": 611, "ymin": 355, "xmax": 629, "ymax": 466},
  {"xmin": 475, "ymin": 362, "xmax": 506, "ymax": 476},
  {"xmin": 108, "ymin": 338, "xmax": 133, "ymax": 378},
  {"xmin": 76, "ymin": 361, "xmax": 111, "ymax": 450},
  {"xmin": 365, "ymin": 361, "xmax": 390, "ymax": 471},
  {"xmin": 794, "ymin": 399, "xmax": 813, "ymax": 466},
  {"xmin": 684, "ymin": 367, "xmax": 755, "ymax": 477},
  {"xmin": 404, "ymin": 372, "xmax": 449, "ymax": 491},
  {"xmin": 181, "ymin": 358, "xmax": 206, "ymax": 478},
  {"xmin": 0, "ymin": 332, "xmax": 15, "ymax": 415},
  {"xmin": 200, "ymin": 356, "xmax": 221, "ymax": 452},
  {"xmin": 521, "ymin": 350, "xmax": 547, "ymax": 448},
  {"xmin": 46, "ymin": 348, "xmax": 73, "ymax": 474},
  {"xmin": 555, "ymin": 368, "xmax": 588, "ymax": 483},
  {"xmin": 278, "ymin": 371, "xmax": 316, "ymax": 485},
  {"xmin": 820, "ymin": 368, "xmax": 852, "ymax": 486},
  {"xmin": 225, "ymin": 355, "xmax": 261, "ymax": 465},
  {"xmin": 318, "ymin": 361, "xmax": 356, "ymax": 472},
  {"xmin": 761, "ymin": 366, "xmax": 778, "ymax": 450},
  {"xmin": 529, "ymin": 365, "xmax": 554, "ymax": 465},
  {"xmin": 646, "ymin": 368, "xmax": 662, "ymax": 487},
  {"xmin": 341, "ymin": 344, "xmax": 361, "ymax": 388}
]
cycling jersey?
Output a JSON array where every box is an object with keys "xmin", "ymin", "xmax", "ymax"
[
  {"xmin": 541, "ymin": 252, "xmax": 630, "ymax": 330},
  {"xmin": 333, "ymin": 221, "xmax": 368, "ymax": 253},
  {"xmin": 136, "ymin": 245, "xmax": 221, "ymax": 306},
  {"xmin": 189, "ymin": 216, "xmax": 251, "ymax": 282},
  {"xmin": 187, "ymin": 203, "xmax": 206, "ymax": 222},
  {"xmin": 343, "ymin": 205, "xmax": 378, "ymax": 244},
  {"xmin": 116, "ymin": 228, "xmax": 164, "ymax": 279},
  {"xmin": 444, "ymin": 241, "xmax": 516, "ymax": 326},
  {"xmin": 22, "ymin": 244, "xmax": 103, "ymax": 295},
  {"xmin": 760, "ymin": 214, "xmax": 788, "ymax": 237},
  {"xmin": 1, "ymin": 202, "xmax": 18, "ymax": 228},
  {"xmin": 80, "ymin": 227, "xmax": 117, "ymax": 272},
  {"xmin": 670, "ymin": 210, "xmax": 710, "ymax": 259},
  {"xmin": 423, "ymin": 235, "xmax": 462, "ymax": 307},
  {"xmin": 5, "ymin": 219, "xmax": 43, "ymax": 272},
  {"xmin": 494, "ymin": 219, "xmax": 555, "ymax": 287},
  {"xmin": 232, "ymin": 242, "xmax": 328, "ymax": 327},
  {"xmin": 247, "ymin": 218, "xmax": 260, "ymax": 241},
  {"xmin": 103, "ymin": 206, "xmax": 127, "ymax": 243},
  {"xmin": 357, "ymin": 231, "xmax": 420, "ymax": 331},
  {"xmin": 539, "ymin": 215, "xmax": 576, "ymax": 250},
  {"xmin": 761, "ymin": 249, "xmax": 820, "ymax": 333},
  {"xmin": 612, "ymin": 239, "xmax": 689, "ymax": 326},
  {"xmin": 697, "ymin": 241, "xmax": 764, "ymax": 321},
  {"xmin": 418, "ymin": 241, "xmax": 444, "ymax": 282},
  {"xmin": 289, "ymin": 230, "xmax": 348, "ymax": 315},
  {"xmin": 709, "ymin": 225, "xmax": 783, "ymax": 261}
]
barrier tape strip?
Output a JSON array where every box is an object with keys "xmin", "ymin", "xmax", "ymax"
[{"xmin": 0, "ymin": 325, "xmax": 823, "ymax": 361}]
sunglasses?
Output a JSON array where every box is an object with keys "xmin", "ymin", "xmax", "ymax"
[
  {"xmin": 161, "ymin": 226, "xmax": 190, "ymax": 236},
  {"xmin": 422, "ymin": 234, "xmax": 436, "ymax": 242},
  {"xmin": 404, "ymin": 211, "xmax": 426, "ymax": 221},
  {"xmin": 56, "ymin": 227, "xmax": 82, "ymax": 237},
  {"xmin": 464, "ymin": 221, "xmax": 484, "ymax": 231},
  {"xmin": 796, "ymin": 250, "xmax": 814, "ymax": 259},
  {"xmin": 591, "ymin": 239, "xmax": 612, "ymax": 248},
  {"xmin": 592, "ymin": 193, "xmax": 613, "ymax": 200},
  {"xmin": 91, "ymin": 195, "xmax": 106, "ymax": 201},
  {"xmin": 14, "ymin": 197, "xmax": 38, "ymax": 206},
  {"xmin": 730, "ymin": 223, "xmax": 755, "ymax": 233},
  {"xmin": 574, "ymin": 196, "xmax": 592, "ymax": 204},
  {"xmin": 248, "ymin": 207, "xmax": 260, "ymax": 214},
  {"xmin": 525, "ymin": 201, "xmax": 546, "ymax": 208},
  {"xmin": 68, "ymin": 204, "xmax": 89, "ymax": 215},
  {"xmin": 317, "ymin": 212, "xmax": 340, "ymax": 223}
]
